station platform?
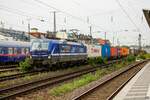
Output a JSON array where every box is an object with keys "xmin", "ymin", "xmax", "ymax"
[{"xmin": 113, "ymin": 61, "xmax": 150, "ymax": 100}]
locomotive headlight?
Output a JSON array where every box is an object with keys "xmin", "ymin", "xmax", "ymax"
[{"xmin": 48, "ymin": 55, "xmax": 51, "ymax": 59}]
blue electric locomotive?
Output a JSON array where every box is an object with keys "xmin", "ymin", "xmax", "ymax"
[
  {"xmin": 0, "ymin": 41, "xmax": 30, "ymax": 63},
  {"xmin": 30, "ymin": 39, "xmax": 87, "ymax": 67}
]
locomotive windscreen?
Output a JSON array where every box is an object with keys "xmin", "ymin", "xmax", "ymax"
[{"xmin": 31, "ymin": 41, "xmax": 48, "ymax": 51}]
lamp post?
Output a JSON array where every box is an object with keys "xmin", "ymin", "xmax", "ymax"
[{"xmin": 27, "ymin": 18, "xmax": 31, "ymax": 42}]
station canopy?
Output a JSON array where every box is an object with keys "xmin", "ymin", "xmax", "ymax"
[{"xmin": 143, "ymin": 9, "xmax": 150, "ymax": 28}]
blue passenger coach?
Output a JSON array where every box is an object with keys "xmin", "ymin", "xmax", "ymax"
[
  {"xmin": 30, "ymin": 39, "xmax": 87, "ymax": 66},
  {"xmin": 0, "ymin": 41, "xmax": 30, "ymax": 63}
]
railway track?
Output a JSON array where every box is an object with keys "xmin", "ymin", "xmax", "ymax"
[
  {"xmin": 0, "ymin": 60, "xmax": 122, "ymax": 100},
  {"xmin": 0, "ymin": 67, "xmax": 19, "ymax": 73},
  {"xmin": 72, "ymin": 60, "xmax": 148, "ymax": 100},
  {"xmin": 0, "ymin": 64, "xmax": 18, "ymax": 69},
  {"xmin": 0, "ymin": 71, "xmax": 40, "ymax": 82},
  {"xmin": 0, "ymin": 59, "xmax": 121, "ymax": 82}
]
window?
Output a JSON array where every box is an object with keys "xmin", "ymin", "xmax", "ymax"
[
  {"xmin": 14, "ymin": 48, "xmax": 17, "ymax": 54},
  {"xmin": 79, "ymin": 47, "xmax": 84, "ymax": 53},
  {"xmin": 41, "ymin": 42, "xmax": 48, "ymax": 50},
  {"xmin": 0, "ymin": 48, "xmax": 4, "ymax": 54},
  {"xmin": 17, "ymin": 49, "xmax": 21, "ymax": 54},
  {"xmin": 8, "ymin": 48, "xmax": 13, "ymax": 54},
  {"xmin": 31, "ymin": 42, "xmax": 41, "ymax": 51},
  {"xmin": 60, "ymin": 45, "xmax": 71, "ymax": 53},
  {"xmin": 71, "ymin": 46, "xmax": 76, "ymax": 53},
  {"xmin": 75, "ymin": 46, "xmax": 79, "ymax": 53},
  {"xmin": 31, "ymin": 42, "xmax": 48, "ymax": 51}
]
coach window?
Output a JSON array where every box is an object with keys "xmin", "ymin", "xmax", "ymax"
[
  {"xmin": 0, "ymin": 48, "xmax": 4, "ymax": 54},
  {"xmin": 17, "ymin": 49, "xmax": 21, "ymax": 54},
  {"xmin": 14, "ymin": 48, "xmax": 17, "ymax": 54},
  {"xmin": 0, "ymin": 48, "xmax": 1, "ymax": 54},
  {"xmin": 8, "ymin": 48, "xmax": 13, "ymax": 54}
]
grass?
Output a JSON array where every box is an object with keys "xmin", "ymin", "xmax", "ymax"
[
  {"xmin": 0, "ymin": 65, "xmax": 90, "ymax": 89},
  {"xmin": 141, "ymin": 53, "xmax": 150, "ymax": 59},
  {"xmin": 144, "ymin": 53, "xmax": 150, "ymax": 59},
  {"xmin": 49, "ymin": 73, "xmax": 97, "ymax": 96},
  {"xmin": 136, "ymin": 53, "xmax": 150, "ymax": 61},
  {"xmin": 49, "ymin": 61, "xmax": 131, "ymax": 96},
  {"xmin": 0, "ymin": 72, "xmax": 50, "ymax": 88},
  {"xmin": 0, "ymin": 71, "xmax": 19, "ymax": 77}
]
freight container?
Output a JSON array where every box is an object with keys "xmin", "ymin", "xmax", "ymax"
[
  {"xmin": 85, "ymin": 44, "xmax": 101, "ymax": 58},
  {"xmin": 110, "ymin": 47, "xmax": 118, "ymax": 58},
  {"xmin": 101, "ymin": 44, "xmax": 111, "ymax": 59},
  {"xmin": 120, "ymin": 47, "xmax": 129, "ymax": 57},
  {"xmin": 120, "ymin": 47, "xmax": 128, "ymax": 57}
]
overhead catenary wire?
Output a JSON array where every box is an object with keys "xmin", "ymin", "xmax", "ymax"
[
  {"xmin": 33, "ymin": 0, "xmax": 106, "ymax": 31},
  {"xmin": 126, "ymin": 0, "xmax": 150, "ymax": 32},
  {"xmin": 0, "ymin": 0, "xmax": 107, "ymax": 32},
  {"xmin": 0, "ymin": 5, "xmax": 30, "ymax": 18},
  {"xmin": 115, "ymin": 0, "xmax": 141, "ymax": 33},
  {"xmin": 0, "ymin": 4, "xmax": 48, "ymax": 23}
]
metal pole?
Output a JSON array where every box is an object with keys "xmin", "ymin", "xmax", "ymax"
[
  {"xmin": 113, "ymin": 35, "xmax": 114, "ymax": 46},
  {"xmin": 28, "ymin": 22, "xmax": 30, "ymax": 41},
  {"xmin": 138, "ymin": 34, "xmax": 141, "ymax": 51},
  {"xmin": 90, "ymin": 26, "xmax": 92, "ymax": 44},
  {"xmin": 105, "ymin": 32, "xmax": 106, "ymax": 41},
  {"xmin": 117, "ymin": 38, "xmax": 120, "ymax": 46},
  {"xmin": 53, "ymin": 11, "xmax": 56, "ymax": 34}
]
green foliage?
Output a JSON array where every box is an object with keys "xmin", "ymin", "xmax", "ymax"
[
  {"xmin": 96, "ymin": 57, "xmax": 104, "ymax": 64},
  {"xmin": 103, "ymin": 57, "xmax": 108, "ymax": 64},
  {"xmin": 88, "ymin": 58, "xmax": 96, "ymax": 66},
  {"xmin": 19, "ymin": 58, "xmax": 32, "ymax": 72},
  {"xmin": 88, "ymin": 57, "xmax": 105, "ymax": 66},
  {"xmin": 49, "ymin": 73, "xmax": 96, "ymax": 96},
  {"xmin": 137, "ymin": 54, "xmax": 146, "ymax": 60},
  {"xmin": 126, "ymin": 55, "xmax": 136, "ymax": 62},
  {"xmin": 143, "ymin": 53, "xmax": 150, "ymax": 59},
  {"xmin": 49, "ymin": 60, "xmax": 132, "ymax": 96}
]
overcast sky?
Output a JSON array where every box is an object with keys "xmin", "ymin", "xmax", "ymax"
[{"xmin": 0, "ymin": 0, "xmax": 150, "ymax": 46}]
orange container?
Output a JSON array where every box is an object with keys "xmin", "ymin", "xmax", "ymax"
[
  {"xmin": 120, "ymin": 47, "xmax": 129, "ymax": 56},
  {"xmin": 110, "ymin": 47, "xmax": 118, "ymax": 57}
]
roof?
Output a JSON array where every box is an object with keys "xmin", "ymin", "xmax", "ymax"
[
  {"xmin": 31, "ymin": 39, "xmax": 84, "ymax": 46},
  {"xmin": 0, "ymin": 40, "xmax": 30, "ymax": 47},
  {"xmin": 143, "ymin": 9, "xmax": 150, "ymax": 28}
]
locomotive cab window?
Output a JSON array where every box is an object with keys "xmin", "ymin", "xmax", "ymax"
[
  {"xmin": 41, "ymin": 42, "xmax": 48, "ymax": 50},
  {"xmin": 31, "ymin": 41, "xmax": 48, "ymax": 51},
  {"xmin": 31, "ymin": 42, "xmax": 41, "ymax": 51}
]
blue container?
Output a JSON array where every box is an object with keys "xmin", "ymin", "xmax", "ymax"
[{"xmin": 101, "ymin": 44, "xmax": 111, "ymax": 59}]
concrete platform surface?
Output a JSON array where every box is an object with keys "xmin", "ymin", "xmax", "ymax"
[{"xmin": 113, "ymin": 61, "xmax": 150, "ymax": 100}]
